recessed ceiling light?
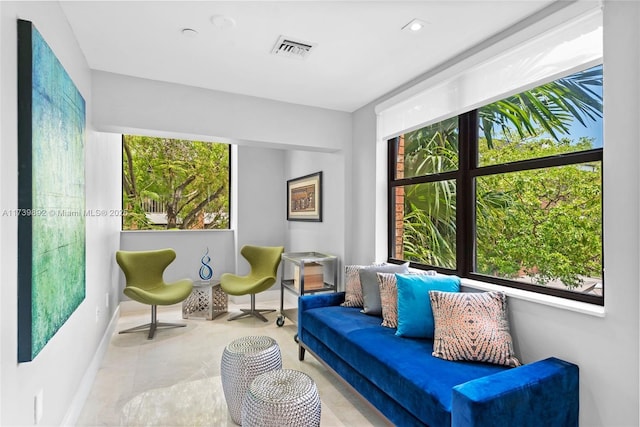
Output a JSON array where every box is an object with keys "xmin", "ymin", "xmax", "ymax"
[
  {"xmin": 181, "ymin": 28, "xmax": 199, "ymax": 38},
  {"xmin": 211, "ymin": 14, "xmax": 236, "ymax": 29},
  {"xmin": 402, "ymin": 18, "xmax": 427, "ymax": 33}
]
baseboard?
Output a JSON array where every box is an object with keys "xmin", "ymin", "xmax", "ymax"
[{"xmin": 60, "ymin": 305, "xmax": 120, "ymax": 426}]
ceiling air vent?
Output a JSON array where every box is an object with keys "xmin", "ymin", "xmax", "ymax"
[{"xmin": 271, "ymin": 36, "xmax": 315, "ymax": 60}]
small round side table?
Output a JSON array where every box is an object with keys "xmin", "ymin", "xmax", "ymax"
[
  {"xmin": 242, "ymin": 369, "xmax": 321, "ymax": 427},
  {"xmin": 220, "ymin": 336, "xmax": 282, "ymax": 424}
]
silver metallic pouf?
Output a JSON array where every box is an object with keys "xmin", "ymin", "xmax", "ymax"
[
  {"xmin": 221, "ymin": 336, "xmax": 282, "ymax": 424},
  {"xmin": 242, "ymin": 369, "xmax": 321, "ymax": 427}
]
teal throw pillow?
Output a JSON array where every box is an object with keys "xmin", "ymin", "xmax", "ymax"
[{"xmin": 395, "ymin": 274, "xmax": 460, "ymax": 338}]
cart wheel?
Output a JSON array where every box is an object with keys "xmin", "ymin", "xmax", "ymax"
[{"xmin": 276, "ymin": 315, "xmax": 285, "ymax": 327}]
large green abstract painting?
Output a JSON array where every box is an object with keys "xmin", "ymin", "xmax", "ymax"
[{"xmin": 17, "ymin": 20, "xmax": 86, "ymax": 362}]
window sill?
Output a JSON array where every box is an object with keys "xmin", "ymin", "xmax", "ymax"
[
  {"xmin": 460, "ymin": 278, "xmax": 606, "ymax": 318},
  {"xmin": 120, "ymin": 229, "xmax": 232, "ymax": 233}
]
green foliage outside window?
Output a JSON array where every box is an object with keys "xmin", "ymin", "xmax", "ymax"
[
  {"xmin": 402, "ymin": 181, "xmax": 457, "ymax": 269},
  {"xmin": 475, "ymin": 137, "xmax": 601, "ymax": 287},
  {"xmin": 122, "ymin": 135, "xmax": 230, "ymax": 230},
  {"xmin": 401, "ymin": 118, "xmax": 458, "ymax": 269},
  {"xmin": 403, "ymin": 117, "xmax": 459, "ymax": 177}
]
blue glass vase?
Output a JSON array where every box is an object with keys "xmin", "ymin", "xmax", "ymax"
[{"xmin": 199, "ymin": 247, "xmax": 214, "ymax": 281}]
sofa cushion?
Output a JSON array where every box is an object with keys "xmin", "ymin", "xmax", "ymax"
[
  {"xmin": 396, "ymin": 274, "xmax": 460, "ymax": 338},
  {"xmin": 301, "ymin": 305, "xmax": 508, "ymax": 426},
  {"xmin": 430, "ymin": 290, "xmax": 521, "ymax": 367}
]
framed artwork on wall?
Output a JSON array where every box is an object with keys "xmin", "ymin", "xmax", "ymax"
[
  {"xmin": 17, "ymin": 19, "xmax": 86, "ymax": 362},
  {"xmin": 287, "ymin": 171, "xmax": 322, "ymax": 222}
]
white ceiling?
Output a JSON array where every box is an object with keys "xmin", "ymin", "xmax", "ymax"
[{"xmin": 60, "ymin": 1, "xmax": 558, "ymax": 112}]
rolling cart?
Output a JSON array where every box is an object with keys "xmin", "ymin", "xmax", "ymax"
[{"xmin": 276, "ymin": 251, "xmax": 338, "ymax": 328}]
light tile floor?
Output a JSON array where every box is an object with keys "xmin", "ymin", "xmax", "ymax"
[{"xmin": 76, "ymin": 299, "xmax": 391, "ymax": 427}]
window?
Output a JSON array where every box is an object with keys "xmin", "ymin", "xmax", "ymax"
[
  {"xmin": 389, "ymin": 65, "xmax": 603, "ymax": 304},
  {"xmin": 122, "ymin": 135, "xmax": 230, "ymax": 230}
]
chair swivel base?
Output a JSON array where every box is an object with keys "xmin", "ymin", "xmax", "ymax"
[
  {"xmin": 119, "ymin": 305, "xmax": 186, "ymax": 339},
  {"xmin": 119, "ymin": 322, "xmax": 186, "ymax": 340},
  {"xmin": 227, "ymin": 308, "xmax": 275, "ymax": 322},
  {"xmin": 227, "ymin": 294, "xmax": 274, "ymax": 322}
]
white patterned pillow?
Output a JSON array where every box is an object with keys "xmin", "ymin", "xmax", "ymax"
[
  {"xmin": 377, "ymin": 270, "xmax": 436, "ymax": 328},
  {"xmin": 429, "ymin": 291, "xmax": 521, "ymax": 367}
]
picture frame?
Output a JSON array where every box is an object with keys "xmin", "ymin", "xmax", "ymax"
[{"xmin": 287, "ymin": 171, "xmax": 322, "ymax": 222}]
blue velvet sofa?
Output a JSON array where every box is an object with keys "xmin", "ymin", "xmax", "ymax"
[{"xmin": 298, "ymin": 291, "xmax": 579, "ymax": 427}]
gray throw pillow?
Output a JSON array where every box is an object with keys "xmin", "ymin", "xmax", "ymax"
[{"xmin": 359, "ymin": 262, "xmax": 409, "ymax": 316}]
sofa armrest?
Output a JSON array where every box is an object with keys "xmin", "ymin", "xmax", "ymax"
[
  {"xmin": 298, "ymin": 292, "xmax": 345, "ymax": 314},
  {"xmin": 451, "ymin": 357, "xmax": 579, "ymax": 427},
  {"xmin": 297, "ymin": 292, "xmax": 346, "ymax": 361}
]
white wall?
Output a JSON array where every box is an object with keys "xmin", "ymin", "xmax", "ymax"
[
  {"xmin": 0, "ymin": 2, "xmax": 122, "ymax": 426},
  {"xmin": 92, "ymin": 70, "xmax": 351, "ymax": 153},
  {"xmin": 236, "ymin": 145, "xmax": 287, "ymax": 273},
  {"xmin": 232, "ymin": 144, "xmax": 287, "ymax": 302},
  {"xmin": 119, "ymin": 230, "xmax": 235, "ymax": 289},
  {"xmin": 349, "ymin": 104, "xmax": 378, "ymax": 265},
  {"xmin": 284, "ymin": 150, "xmax": 346, "ymax": 287},
  {"xmin": 350, "ymin": 1, "xmax": 640, "ymax": 425}
]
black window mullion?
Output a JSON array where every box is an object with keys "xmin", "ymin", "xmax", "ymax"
[
  {"xmin": 387, "ymin": 138, "xmax": 398, "ymax": 259},
  {"xmin": 458, "ymin": 111, "xmax": 476, "ymax": 277},
  {"xmin": 390, "ymin": 171, "xmax": 459, "ymax": 188},
  {"xmin": 472, "ymin": 149, "xmax": 602, "ymax": 177}
]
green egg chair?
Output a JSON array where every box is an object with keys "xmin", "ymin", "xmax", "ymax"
[
  {"xmin": 116, "ymin": 248, "xmax": 193, "ymax": 339},
  {"xmin": 221, "ymin": 245, "xmax": 284, "ymax": 322}
]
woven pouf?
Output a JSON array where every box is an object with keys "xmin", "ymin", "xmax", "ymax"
[
  {"xmin": 221, "ymin": 336, "xmax": 282, "ymax": 424},
  {"xmin": 242, "ymin": 369, "xmax": 321, "ymax": 427}
]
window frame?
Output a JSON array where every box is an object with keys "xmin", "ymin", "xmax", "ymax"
[
  {"xmin": 388, "ymin": 109, "xmax": 604, "ymax": 306},
  {"xmin": 121, "ymin": 135, "xmax": 232, "ymax": 231}
]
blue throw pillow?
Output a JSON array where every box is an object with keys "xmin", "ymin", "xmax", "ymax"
[{"xmin": 395, "ymin": 274, "xmax": 460, "ymax": 338}]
